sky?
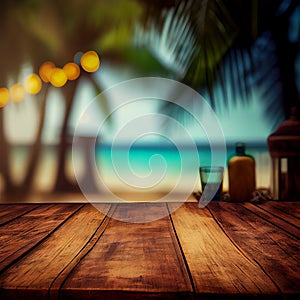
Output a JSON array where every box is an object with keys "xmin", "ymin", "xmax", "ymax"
[
  {"xmin": 4, "ymin": 60, "xmax": 275, "ymax": 146},
  {"xmin": 3, "ymin": 1, "xmax": 299, "ymax": 147}
]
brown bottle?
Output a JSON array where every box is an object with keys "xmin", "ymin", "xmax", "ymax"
[{"xmin": 228, "ymin": 143, "xmax": 256, "ymax": 202}]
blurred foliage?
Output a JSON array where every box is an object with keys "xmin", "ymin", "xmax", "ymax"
[
  {"xmin": 135, "ymin": 0, "xmax": 299, "ymax": 126},
  {"xmin": 0, "ymin": 0, "xmax": 147, "ymax": 195},
  {"xmin": 0, "ymin": 0, "xmax": 299, "ymax": 196}
]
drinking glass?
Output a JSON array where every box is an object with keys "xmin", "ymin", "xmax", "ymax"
[{"xmin": 199, "ymin": 166, "xmax": 224, "ymax": 202}]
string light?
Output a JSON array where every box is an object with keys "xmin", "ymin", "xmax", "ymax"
[
  {"xmin": 24, "ymin": 74, "xmax": 42, "ymax": 94},
  {"xmin": 0, "ymin": 50, "xmax": 100, "ymax": 108},
  {"xmin": 63, "ymin": 62, "xmax": 80, "ymax": 80},
  {"xmin": 39, "ymin": 61, "xmax": 56, "ymax": 83},
  {"xmin": 50, "ymin": 68, "xmax": 68, "ymax": 87},
  {"xmin": 0, "ymin": 88, "xmax": 9, "ymax": 108},
  {"xmin": 10, "ymin": 83, "xmax": 25, "ymax": 103},
  {"xmin": 80, "ymin": 51, "xmax": 100, "ymax": 72}
]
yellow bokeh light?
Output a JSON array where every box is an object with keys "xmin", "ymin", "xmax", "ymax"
[
  {"xmin": 50, "ymin": 68, "xmax": 68, "ymax": 87},
  {"xmin": 24, "ymin": 74, "xmax": 42, "ymax": 94},
  {"xmin": 80, "ymin": 51, "xmax": 100, "ymax": 72},
  {"xmin": 39, "ymin": 61, "xmax": 56, "ymax": 83},
  {"xmin": 10, "ymin": 84, "xmax": 25, "ymax": 103},
  {"xmin": 0, "ymin": 88, "xmax": 9, "ymax": 108},
  {"xmin": 63, "ymin": 62, "xmax": 80, "ymax": 80}
]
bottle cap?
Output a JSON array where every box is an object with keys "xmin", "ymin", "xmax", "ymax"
[{"xmin": 236, "ymin": 142, "xmax": 245, "ymax": 154}]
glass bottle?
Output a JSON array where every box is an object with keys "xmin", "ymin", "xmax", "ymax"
[{"xmin": 228, "ymin": 143, "xmax": 256, "ymax": 202}]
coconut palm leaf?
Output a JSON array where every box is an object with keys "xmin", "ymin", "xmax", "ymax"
[
  {"xmin": 134, "ymin": 0, "xmax": 238, "ymax": 119},
  {"xmin": 134, "ymin": 1, "xmax": 198, "ymax": 77},
  {"xmin": 136, "ymin": 0, "xmax": 298, "ymax": 127}
]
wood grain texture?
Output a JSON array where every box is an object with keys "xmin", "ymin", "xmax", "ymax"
[
  {"xmin": 49, "ymin": 204, "xmax": 114, "ymax": 300},
  {"xmin": 0, "ymin": 202, "xmax": 299, "ymax": 299},
  {"xmin": 0, "ymin": 204, "xmax": 110, "ymax": 300},
  {"xmin": 0, "ymin": 203, "xmax": 83, "ymax": 272},
  {"xmin": 209, "ymin": 202, "xmax": 300, "ymax": 295},
  {"xmin": 257, "ymin": 201, "xmax": 300, "ymax": 228},
  {"xmin": 0, "ymin": 204, "xmax": 40, "ymax": 226},
  {"xmin": 60, "ymin": 203, "xmax": 193, "ymax": 300},
  {"xmin": 243, "ymin": 202, "xmax": 300, "ymax": 239},
  {"xmin": 168, "ymin": 202, "xmax": 279, "ymax": 297}
]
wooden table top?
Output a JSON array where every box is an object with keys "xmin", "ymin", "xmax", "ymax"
[{"xmin": 0, "ymin": 201, "xmax": 299, "ymax": 299}]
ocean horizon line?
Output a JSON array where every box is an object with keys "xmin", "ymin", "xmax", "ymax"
[{"xmin": 11, "ymin": 139, "xmax": 269, "ymax": 150}]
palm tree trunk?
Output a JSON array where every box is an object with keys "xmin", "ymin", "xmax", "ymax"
[
  {"xmin": 0, "ymin": 108, "xmax": 14, "ymax": 196},
  {"xmin": 53, "ymin": 80, "xmax": 80, "ymax": 193},
  {"xmin": 20, "ymin": 85, "xmax": 49, "ymax": 194}
]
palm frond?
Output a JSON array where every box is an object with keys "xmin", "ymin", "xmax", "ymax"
[
  {"xmin": 249, "ymin": 32, "xmax": 285, "ymax": 128},
  {"xmin": 183, "ymin": 0, "xmax": 238, "ymax": 90},
  {"xmin": 133, "ymin": 1, "xmax": 197, "ymax": 77}
]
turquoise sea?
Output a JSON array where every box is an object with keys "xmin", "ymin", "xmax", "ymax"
[
  {"xmin": 94, "ymin": 142, "xmax": 271, "ymax": 194},
  {"xmin": 7, "ymin": 142, "xmax": 271, "ymax": 196}
]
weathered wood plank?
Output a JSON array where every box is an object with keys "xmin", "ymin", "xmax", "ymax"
[
  {"xmin": 0, "ymin": 202, "xmax": 298, "ymax": 299},
  {"xmin": 0, "ymin": 204, "xmax": 110, "ymax": 300},
  {"xmin": 168, "ymin": 202, "xmax": 279, "ymax": 298},
  {"xmin": 209, "ymin": 202, "xmax": 300, "ymax": 296},
  {"xmin": 257, "ymin": 201, "xmax": 300, "ymax": 228},
  {"xmin": 243, "ymin": 202, "xmax": 300, "ymax": 239},
  {"xmin": 60, "ymin": 203, "xmax": 193, "ymax": 300},
  {"xmin": 266, "ymin": 201, "xmax": 300, "ymax": 218},
  {"xmin": 49, "ymin": 204, "xmax": 115, "ymax": 300},
  {"xmin": 0, "ymin": 204, "xmax": 40, "ymax": 226},
  {"xmin": 0, "ymin": 203, "xmax": 83, "ymax": 272}
]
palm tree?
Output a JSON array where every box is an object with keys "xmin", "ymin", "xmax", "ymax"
[
  {"xmin": 1, "ymin": 0, "xmax": 298, "ymax": 199},
  {"xmin": 135, "ymin": 0, "xmax": 299, "ymax": 126},
  {"xmin": 0, "ymin": 0, "xmax": 146, "ymax": 197},
  {"xmin": 0, "ymin": 0, "xmax": 33, "ymax": 196},
  {"xmin": 39, "ymin": 0, "xmax": 144, "ymax": 193}
]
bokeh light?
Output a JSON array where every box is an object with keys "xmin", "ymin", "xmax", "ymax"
[
  {"xmin": 50, "ymin": 68, "xmax": 68, "ymax": 87},
  {"xmin": 80, "ymin": 51, "xmax": 100, "ymax": 72},
  {"xmin": 24, "ymin": 74, "xmax": 42, "ymax": 94},
  {"xmin": 10, "ymin": 84, "xmax": 25, "ymax": 103},
  {"xmin": 63, "ymin": 62, "xmax": 80, "ymax": 80},
  {"xmin": 39, "ymin": 61, "xmax": 56, "ymax": 83},
  {"xmin": 0, "ymin": 88, "xmax": 9, "ymax": 108}
]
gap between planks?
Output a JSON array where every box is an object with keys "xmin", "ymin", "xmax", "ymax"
[
  {"xmin": 242, "ymin": 202, "xmax": 300, "ymax": 239},
  {"xmin": 0, "ymin": 204, "xmax": 85, "ymax": 274},
  {"xmin": 168, "ymin": 202, "xmax": 279, "ymax": 296},
  {"xmin": 48, "ymin": 203, "xmax": 116, "ymax": 300}
]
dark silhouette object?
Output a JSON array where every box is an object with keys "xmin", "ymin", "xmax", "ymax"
[
  {"xmin": 268, "ymin": 107, "xmax": 300, "ymax": 201},
  {"xmin": 75, "ymin": 136, "xmax": 100, "ymax": 195}
]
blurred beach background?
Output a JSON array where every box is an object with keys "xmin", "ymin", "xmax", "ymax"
[{"xmin": 0, "ymin": 0, "xmax": 299, "ymax": 202}]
